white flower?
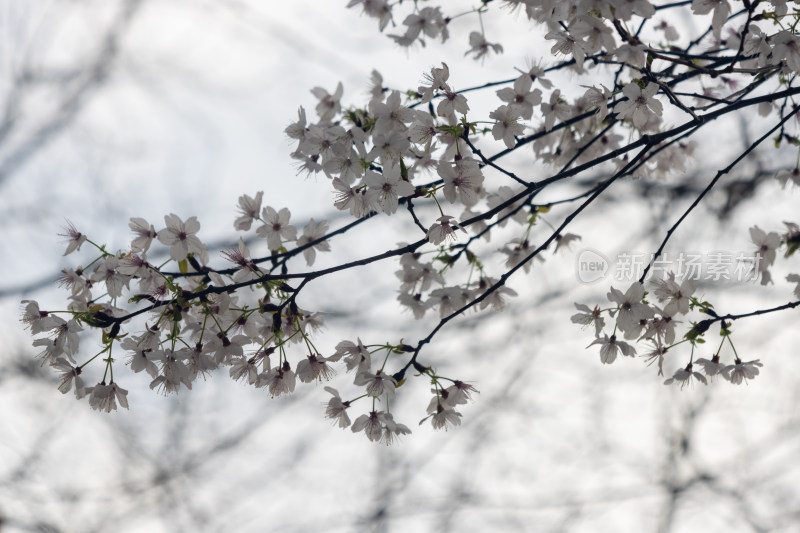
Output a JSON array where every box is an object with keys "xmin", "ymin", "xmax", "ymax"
[
  {"xmin": 91, "ymin": 257, "xmax": 131, "ymax": 298},
  {"xmin": 571, "ymin": 303, "xmax": 605, "ymax": 337},
  {"xmin": 397, "ymin": 292, "xmax": 428, "ymax": 319},
  {"xmin": 475, "ymin": 277, "xmax": 518, "ymax": 311},
  {"xmin": 614, "ymin": 44, "xmax": 646, "ymax": 69},
  {"xmin": 428, "ymin": 286, "xmax": 468, "ymax": 318},
  {"xmin": 616, "ymin": 82, "xmax": 663, "ymax": 130},
  {"xmin": 324, "ymin": 387, "xmax": 351, "ymax": 428},
  {"xmin": 221, "ymin": 239, "xmax": 260, "ymax": 283},
  {"xmin": 121, "ymin": 337, "xmax": 159, "ymax": 379},
  {"xmin": 771, "ymin": 31, "xmax": 800, "ymax": 73},
  {"xmin": 570, "ymin": 16, "xmax": 616, "ymax": 56},
  {"xmin": 426, "ymin": 215, "xmax": 466, "ymax": 245},
  {"xmin": 296, "ymin": 218, "xmax": 331, "ymax": 266},
  {"xmin": 441, "ymin": 381, "xmax": 479, "ymax": 407},
  {"xmin": 257, "ymin": 362, "xmax": 297, "ymax": 397},
  {"xmin": 691, "ymin": 0, "xmax": 731, "ymax": 38},
  {"xmin": 229, "ymin": 355, "xmax": 260, "ymax": 385},
  {"xmin": 649, "ymin": 272, "xmax": 695, "ymax": 316},
  {"xmin": 607, "ymin": 282, "xmax": 655, "ymax": 339},
  {"xmin": 418, "ymin": 62, "xmax": 451, "ymax": 102},
  {"xmin": 750, "ymin": 226, "xmax": 781, "ymax": 273},
  {"xmin": 588, "ymin": 334, "xmax": 636, "ymax": 364},
  {"xmin": 641, "ymin": 342, "xmax": 668, "ymax": 376},
  {"xmin": 310, "ymin": 82, "xmax": 343, "ymax": 121},
  {"xmin": 610, "ymin": 0, "xmax": 656, "ymax": 20},
  {"xmin": 370, "ymin": 90, "xmax": 415, "ymax": 137},
  {"xmin": 775, "ymin": 167, "xmax": 800, "ymax": 188},
  {"xmin": 655, "ymin": 19, "xmax": 680, "ymax": 41},
  {"xmin": 33, "ymin": 338, "xmax": 64, "ymax": 365},
  {"xmin": 296, "ymin": 353, "xmax": 336, "ymax": 383},
  {"xmin": 787, "ymin": 274, "xmax": 800, "ymax": 298},
  {"xmin": 367, "ymin": 130, "xmax": 410, "ymax": 161},
  {"xmin": 489, "ymin": 104, "xmax": 525, "ymax": 149},
  {"xmin": 59, "ymin": 221, "xmax": 87, "ymax": 256},
  {"xmin": 129, "ymin": 217, "xmax": 157, "ymax": 252},
  {"xmin": 554, "ymin": 233, "xmax": 581, "ymax": 254},
  {"xmin": 524, "ymin": 62, "xmax": 552, "ymax": 89},
  {"xmin": 724, "ymin": 358, "xmax": 763, "ymax": 385},
  {"xmin": 436, "ymin": 90, "xmax": 470, "ymax": 121},
  {"xmin": 544, "ymin": 29, "xmax": 587, "ymax": 69},
  {"xmin": 541, "ymin": 90, "xmax": 572, "ymax": 132},
  {"xmin": 642, "ymin": 307, "xmax": 679, "ymax": 345},
  {"xmin": 347, "ymin": 0, "xmax": 392, "ymax": 31},
  {"xmin": 52, "ymin": 358, "xmax": 86, "ymax": 397},
  {"xmin": 368, "ymin": 69, "xmax": 385, "ymax": 101},
  {"xmin": 694, "ymin": 355, "xmax": 727, "ymax": 380},
  {"xmin": 428, "ymin": 405, "xmax": 462, "ymax": 430},
  {"xmin": 380, "ymin": 412, "xmax": 411, "ymax": 444},
  {"xmin": 437, "ymin": 158, "xmax": 484, "ymax": 206},
  {"xmin": 56, "ymin": 268, "xmax": 88, "ymax": 297},
  {"xmin": 181, "ymin": 342, "xmax": 214, "ymax": 381},
  {"xmin": 331, "ymin": 338, "xmax": 371, "ymax": 373},
  {"xmin": 88, "ymin": 381, "xmax": 130, "ymax": 412},
  {"xmin": 351, "ymin": 410, "xmax": 385, "ymax": 442},
  {"xmin": 580, "ymin": 85, "xmax": 611, "ymax": 122},
  {"xmin": 149, "ymin": 348, "xmax": 192, "ymax": 395},
  {"xmin": 257, "ymin": 206, "xmax": 297, "ymax": 251},
  {"xmin": 664, "ymin": 363, "xmax": 708, "ymax": 387},
  {"xmin": 332, "ymin": 177, "xmax": 369, "ymax": 218},
  {"xmin": 487, "ymin": 186, "xmax": 528, "ymax": 226},
  {"xmin": 284, "ymin": 107, "xmax": 307, "ymax": 143},
  {"xmin": 53, "ymin": 318, "xmax": 83, "ymax": 359},
  {"xmin": 354, "ymin": 369, "xmax": 397, "ymax": 399},
  {"xmin": 465, "ymin": 31, "xmax": 503, "ymax": 61},
  {"xmin": 496, "ymin": 75, "xmax": 542, "ymax": 120},
  {"xmin": 234, "ymin": 191, "xmax": 263, "ymax": 231},
  {"xmin": 400, "ymin": 6, "xmax": 445, "ymax": 42},
  {"xmin": 364, "ymin": 165, "xmax": 415, "ymax": 215},
  {"xmin": 20, "ymin": 300, "xmax": 61, "ymax": 334},
  {"xmin": 396, "ymin": 252, "xmax": 444, "ymax": 292},
  {"xmin": 157, "ymin": 214, "xmax": 206, "ymax": 262},
  {"xmin": 117, "ymin": 253, "xmax": 150, "ymax": 278}
]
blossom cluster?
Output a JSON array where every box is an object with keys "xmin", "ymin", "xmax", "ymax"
[
  {"xmin": 18, "ymin": 0, "xmax": 800, "ymax": 440},
  {"xmin": 573, "ymin": 222, "xmax": 800, "ymax": 386},
  {"xmin": 21, "ymin": 202, "xmax": 486, "ymax": 442}
]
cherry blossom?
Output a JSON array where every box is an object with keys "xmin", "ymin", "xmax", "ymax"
[
  {"xmin": 571, "ymin": 303, "xmax": 605, "ymax": 337},
  {"xmin": 664, "ymin": 364, "xmax": 708, "ymax": 388},
  {"xmin": 615, "ymin": 82, "xmax": 663, "ymax": 130},
  {"xmin": 310, "ymin": 82, "xmax": 343, "ymax": 121},
  {"xmin": 59, "ymin": 221, "xmax": 87, "ymax": 256},
  {"xmin": 588, "ymin": 334, "xmax": 636, "ymax": 364},
  {"xmin": 129, "ymin": 217, "xmax": 157, "ymax": 252},
  {"xmin": 157, "ymin": 214, "xmax": 205, "ymax": 262},
  {"xmin": 426, "ymin": 215, "xmax": 466, "ymax": 245},
  {"xmin": 257, "ymin": 206, "xmax": 297, "ymax": 251},
  {"xmin": 233, "ymin": 192, "xmax": 264, "ymax": 231},
  {"xmin": 364, "ymin": 165, "xmax": 415, "ymax": 214},
  {"xmin": 496, "ymin": 75, "xmax": 541, "ymax": 120},
  {"xmin": 606, "ymin": 282, "xmax": 655, "ymax": 340},
  {"xmin": 725, "ymin": 359, "xmax": 763, "ymax": 385},
  {"xmin": 296, "ymin": 219, "xmax": 331, "ymax": 266}
]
